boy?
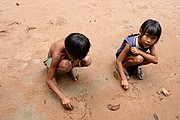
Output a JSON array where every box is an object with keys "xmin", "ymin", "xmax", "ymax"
[
  {"xmin": 44, "ymin": 33, "xmax": 91, "ymax": 110},
  {"xmin": 115, "ymin": 19, "xmax": 162, "ymax": 90}
]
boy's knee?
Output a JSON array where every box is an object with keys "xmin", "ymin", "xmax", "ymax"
[
  {"xmin": 134, "ymin": 55, "xmax": 144, "ymax": 64},
  {"xmin": 58, "ymin": 60, "xmax": 72, "ymax": 73},
  {"xmin": 81, "ymin": 56, "xmax": 92, "ymax": 66},
  {"xmin": 153, "ymin": 60, "xmax": 158, "ymax": 64}
]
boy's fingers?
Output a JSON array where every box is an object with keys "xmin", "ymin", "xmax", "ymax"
[
  {"xmin": 68, "ymin": 103, "xmax": 74, "ymax": 109},
  {"xmin": 123, "ymin": 85, "xmax": 129, "ymax": 90},
  {"xmin": 69, "ymin": 102, "xmax": 74, "ymax": 109},
  {"xmin": 69, "ymin": 104, "xmax": 74, "ymax": 110},
  {"xmin": 63, "ymin": 103, "xmax": 74, "ymax": 110},
  {"xmin": 63, "ymin": 103, "xmax": 68, "ymax": 108},
  {"xmin": 71, "ymin": 105, "xmax": 74, "ymax": 109}
]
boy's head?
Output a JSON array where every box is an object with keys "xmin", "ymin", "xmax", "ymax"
[
  {"xmin": 140, "ymin": 19, "xmax": 162, "ymax": 43},
  {"xmin": 65, "ymin": 33, "xmax": 91, "ymax": 60}
]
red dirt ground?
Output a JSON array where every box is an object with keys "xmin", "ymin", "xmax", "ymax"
[{"xmin": 0, "ymin": 0, "xmax": 180, "ymax": 120}]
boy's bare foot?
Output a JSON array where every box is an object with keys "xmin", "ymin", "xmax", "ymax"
[
  {"xmin": 121, "ymin": 79, "xmax": 129, "ymax": 90},
  {"xmin": 69, "ymin": 69, "xmax": 79, "ymax": 81}
]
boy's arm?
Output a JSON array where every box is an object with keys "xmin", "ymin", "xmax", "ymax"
[
  {"xmin": 117, "ymin": 42, "xmax": 130, "ymax": 80},
  {"xmin": 46, "ymin": 54, "xmax": 74, "ymax": 109},
  {"xmin": 131, "ymin": 45, "xmax": 158, "ymax": 64},
  {"xmin": 149, "ymin": 45, "xmax": 158, "ymax": 63}
]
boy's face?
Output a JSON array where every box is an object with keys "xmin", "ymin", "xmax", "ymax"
[
  {"xmin": 65, "ymin": 49, "xmax": 76, "ymax": 60},
  {"xmin": 65, "ymin": 49, "xmax": 81, "ymax": 67},
  {"xmin": 140, "ymin": 32, "xmax": 157, "ymax": 48}
]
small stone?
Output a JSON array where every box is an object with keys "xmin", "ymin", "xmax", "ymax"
[
  {"xmin": 16, "ymin": 3, "xmax": 19, "ymax": 6},
  {"xmin": 44, "ymin": 100, "xmax": 46, "ymax": 104}
]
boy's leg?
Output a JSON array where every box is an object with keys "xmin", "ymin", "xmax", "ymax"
[
  {"xmin": 123, "ymin": 55, "xmax": 144, "ymax": 80},
  {"xmin": 56, "ymin": 59, "xmax": 79, "ymax": 81},
  {"xmin": 56, "ymin": 59, "xmax": 72, "ymax": 74},
  {"xmin": 138, "ymin": 59, "xmax": 154, "ymax": 66},
  {"xmin": 72, "ymin": 55, "xmax": 91, "ymax": 81},
  {"xmin": 124, "ymin": 54, "xmax": 155, "ymax": 67},
  {"xmin": 123, "ymin": 55, "xmax": 144, "ymax": 68},
  {"xmin": 69, "ymin": 55, "xmax": 91, "ymax": 81},
  {"xmin": 123, "ymin": 54, "xmax": 157, "ymax": 80},
  {"xmin": 80, "ymin": 55, "xmax": 92, "ymax": 67},
  {"xmin": 69, "ymin": 70, "xmax": 79, "ymax": 81},
  {"xmin": 56, "ymin": 56, "xmax": 91, "ymax": 81},
  {"xmin": 134, "ymin": 58, "xmax": 155, "ymax": 80}
]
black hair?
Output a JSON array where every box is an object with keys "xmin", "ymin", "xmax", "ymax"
[
  {"xmin": 140, "ymin": 19, "xmax": 162, "ymax": 43},
  {"xmin": 65, "ymin": 33, "xmax": 91, "ymax": 60}
]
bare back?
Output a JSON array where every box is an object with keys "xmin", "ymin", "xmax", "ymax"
[{"xmin": 48, "ymin": 38, "xmax": 66, "ymax": 58}]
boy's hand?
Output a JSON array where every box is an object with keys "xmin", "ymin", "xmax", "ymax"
[
  {"xmin": 61, "ymin": 97, "xmax": 74, "ymax": 110},
  {"xmin": 131, "ymin": 47, "xmax": 141, "ymax": 55},
  {"xmin": 121, "ymin": 79, "xmax": 129, "ymax": 90},
  {"xmin": 72, "ymin": 59, "xmax": 81, "ymax": 67}
]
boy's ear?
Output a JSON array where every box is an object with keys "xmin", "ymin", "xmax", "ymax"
[{"xmin": 139, "ymin": 29, "xmax": 142, "ymax": 36}]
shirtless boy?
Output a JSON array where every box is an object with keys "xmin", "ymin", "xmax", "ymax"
[{"xmin": 44, "ymin": 33, "xmax": 91, "ymax": 110}]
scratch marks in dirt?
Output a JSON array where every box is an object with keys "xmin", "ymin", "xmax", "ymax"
[
  {"xmin": 63, "ymin": 90, "xmax": 92, "ymax": 120},
  {"xmin": 0, "ymin": 29, "xmax": 9, "ymax": 37},
  {"xmin": 26, "ymin": 26, "xmax": 37, "ymax": 33},
  {"xmin": 0, "ymin": 21, "xmax": 20, "ymax": 38},
  {"xmin": 8, "ymin": 21, "xmax": 21, "ymax": 26},
  {"xmin": 0, "ymin": 16, "xmax": 67, "ymax": 39},
  {"xmin": 111, "ymin": 82, "xmax": 141, "ymax": 100},
  {"xmin": 48, "ymin": 17, "xmax": 67, "ymax": 27},
  {"xmin": 113, "ymin": 70, "xmax": 142, "ymax": 100}
]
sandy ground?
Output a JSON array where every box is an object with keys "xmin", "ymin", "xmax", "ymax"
[{"xmin": 0, "ymin": 0, "xmax": 180, "ymax": 120}]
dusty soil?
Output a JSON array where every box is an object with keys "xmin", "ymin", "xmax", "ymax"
[{"xmin": 0, "ymin": 0, "xmax": 180, "ymax": 120}]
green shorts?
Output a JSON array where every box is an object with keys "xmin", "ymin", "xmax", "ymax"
[{"xmin": 43, "ymin": 58, "xmax": 52, "ymax": 69}]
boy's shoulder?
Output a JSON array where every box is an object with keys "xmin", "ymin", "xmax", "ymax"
[
  {"xmin": 126, "ymin": 34, "xmax": 139, "ymax": 39},
  {"xmin": 124, "ymin": 34, "xmax": 138, "ymax": 47},
  {"xmin": 52, "ymin": 38, "xmax": 65, "ymax": 48},
  {"xmin": 125, "ymin": 34, "xmax": 138, "ymax": 42},
  {"xmin": 50, "ymin": 38, "xmax": 66, "ymax": 54},
  {"xmin": 55, "ymin": 38, "xmax": 65, "ymax": 44}
]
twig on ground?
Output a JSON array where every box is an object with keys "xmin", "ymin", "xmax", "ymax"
[
  {"xmin": 8, "ymin": 22, "xmax": 20, "ymax": 26},
  {"xmin": 27, "ymin": 26, "xmax": 37, "ymax": 33}
]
